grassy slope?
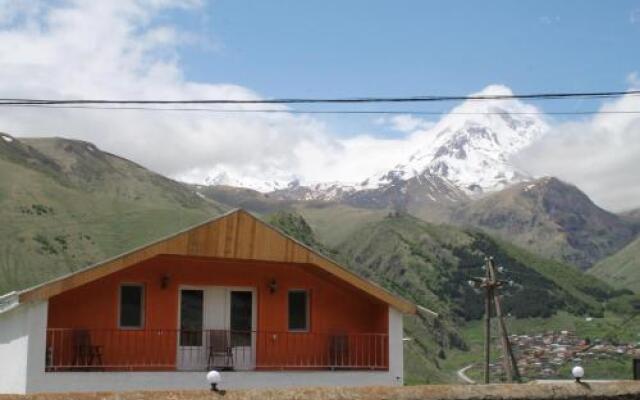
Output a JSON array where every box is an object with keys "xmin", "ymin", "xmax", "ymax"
[
  {"xmin": 590, "ymin": 237, "xmax": 640, "ymax": 293},
  {"xmin": 0, "ymin": 136, "xmax": 226, "ymax": 294},
  {"xmin": 293, "ymin": 203, "xmax": 388, "ymax": 248}
]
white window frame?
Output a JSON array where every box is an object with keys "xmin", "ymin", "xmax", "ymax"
[
  {"xmin": 287, "ymin": 289, "xmax": 310, "ymax": 332},
  {"xmin": 118, "ymin": 283, "xmax": 145, "ymax": 330}
]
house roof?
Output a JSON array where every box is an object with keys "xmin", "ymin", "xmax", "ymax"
[{"xmin": 14, "ymin": 209, "xmax": 417, "ymax": 314}]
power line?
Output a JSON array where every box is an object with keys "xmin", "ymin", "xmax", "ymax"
[
  {"xmin": 4, "ymin": 104, "xmax": 640, "ymax": 116},
  {"xmin": 1, "ymin": 89, "xmax": 639, "ymax": 106}
]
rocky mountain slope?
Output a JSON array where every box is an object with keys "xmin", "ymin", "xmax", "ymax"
[
  {"xmin": 450, "ymin": 177, "xmax": 635, "ymax": 269},
  {"xmin": 0, "ymin": 134, "xmax": 226, "ymax": 294}
]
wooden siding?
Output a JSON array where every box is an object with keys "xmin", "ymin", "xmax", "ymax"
[{"xmin": 46, "ymin": 255, "xmax": 390, "ymax": 369}]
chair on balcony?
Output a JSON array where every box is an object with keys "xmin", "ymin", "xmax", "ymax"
[
  {"xmin": 329, "ymin": 333, "xmax": 349, "ymax": 370},
  {"xmin": 71, "ymin": 329, "xmax": 103, "ymax": 370},
  {"xmin": 207, "ymin": 330, "xmax": 233, "ymax": 370}
]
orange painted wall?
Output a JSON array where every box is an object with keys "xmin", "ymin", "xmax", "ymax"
[{"xmin": 47, "ymin": 255, "xmax": 389, "ymax": 369}]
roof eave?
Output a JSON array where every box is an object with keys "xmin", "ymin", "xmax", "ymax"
[{"xmin": 0, "ymin": 291, "xmax": 20, "ymax": 315}]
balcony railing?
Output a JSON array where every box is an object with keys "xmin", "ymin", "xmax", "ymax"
[{"xmin": 45, "ymin": 329, "xmax": 389, "ymax": 372}]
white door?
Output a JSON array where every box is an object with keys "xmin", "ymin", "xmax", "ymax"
[{"xmin": 177, "ymin": 287, "xmax": 254, "ymax": 371}]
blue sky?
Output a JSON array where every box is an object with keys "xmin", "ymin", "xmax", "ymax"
[
  {"xmin": 164, "ymin": 1, "xmax": 640, "ymax": 138},
  {"xmin": 175, "ymin": 1, "xmax": 639, "ymax": 103}
]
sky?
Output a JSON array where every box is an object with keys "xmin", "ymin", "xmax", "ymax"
[{"xmin": 0, "ymin": 0, "xmax": 639, "ymax": 210}]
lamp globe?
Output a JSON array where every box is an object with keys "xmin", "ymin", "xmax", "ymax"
[
  {"xmin": 571, "ymin": 365, "xmax": 584, "ymax": 382},
  {"xmin": 206, "ymin": 370, "xmax": 221, "ymax": 391}
]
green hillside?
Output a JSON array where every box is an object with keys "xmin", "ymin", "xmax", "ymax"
[
  {"xmin": 0, "ymin": 135, "xmax": 227, "ymax": 294},
  {"xmin": 338, "ymin": 213, "xmax": 616, "ymax": 320},
  {"xmin": 590, "ymin": 236, "xmax": 640, "ymax": 293}
]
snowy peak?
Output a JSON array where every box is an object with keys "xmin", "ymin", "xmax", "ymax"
[
  {"xmin": 203, "ymin": 166, "xmax": 293, "ymax": 193},
  {"xmin": 190, "ymin": 85, "xmax": 549, "ymax": 203},
  {"xmin": 368, "ymin": 85, "xmax": 549, "ymax": 194}
]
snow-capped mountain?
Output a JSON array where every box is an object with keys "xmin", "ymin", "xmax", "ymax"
[
  {"xmin": 363, "ymin": 85, "xmax": 549, "ymax": 195},
  {"xmin": 194, "ymin": 85, "xmax": 549, "ymax": 204},
  {"xmin": 203, "ymin": 166, "xmax": 293, "ymax": 193}
]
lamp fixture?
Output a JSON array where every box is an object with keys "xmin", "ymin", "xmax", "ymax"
[
  {"xmin": 268, "ymin": 278, "xmax": 278, "ymax": 294},
  {"xmin": 571, "ymin": 365, "xmax": 584, "ymax": 383},
  {"xmin": 206, "ymin": 370, "xmax": 221, "ymax": 392},
  {"xmin": 160, "ymin": 274, "xmax": 170, "ymax": 289}
]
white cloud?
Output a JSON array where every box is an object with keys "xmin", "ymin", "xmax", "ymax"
[
  {"xmin": 514, "ymin": 90, "xmax": 640, "ymax": 211},
  {"xmin": 0, "ymin": 0, "xmax": 441, "ymax": 189},
  {"xmin": 376, "ymin": 114, "xmax": 435, "ymax": 133},
  {"xmin": 0, "ymin": 1, "xmax": 379, "ymax": 186},
  {"xmin": 627, "ymin": 72, "xmax": 640, "ymax": 88},
  {"xmin": 631, "ymin": 8, "xmax": 640, "ymax": 24}
]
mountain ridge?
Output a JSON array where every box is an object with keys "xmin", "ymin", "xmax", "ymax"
[
  {"xmin": 450, "ymin": 177, "xmax": 635, "ymax": 269},
  {"xmin": 198, "ymin": 85, "xmax": 549, "ymax": 202}
]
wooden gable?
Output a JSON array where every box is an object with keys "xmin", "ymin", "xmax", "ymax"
[{"xmin": 19, "ymin": 209, "xmax": 416, "ymax": 314}]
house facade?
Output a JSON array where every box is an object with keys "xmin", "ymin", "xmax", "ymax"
[{"xmin": 0, "ymin": 209, "xmax": 416, "ymax": 394}]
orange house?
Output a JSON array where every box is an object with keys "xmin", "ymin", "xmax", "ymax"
[{"xmin": 0, "ymin": 209, "xmax": 417, "ymax": 394}]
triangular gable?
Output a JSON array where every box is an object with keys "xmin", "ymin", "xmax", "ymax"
[{"xmin": 17, "ymin": 209, "xmax": 417, "ymax": 314}]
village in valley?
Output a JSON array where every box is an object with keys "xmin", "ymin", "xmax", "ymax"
[{"xmin": 486, "ymin": 330, "xmax": 640, "ymax": 379}]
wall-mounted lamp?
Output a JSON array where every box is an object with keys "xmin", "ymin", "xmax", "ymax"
[
  {"xmin": 268, "ymin": 278, "xmax": 278, "ymax": 294},
  {"xmin": 160, "ymin": 274, "xmax": 170, "ymax": 289}
]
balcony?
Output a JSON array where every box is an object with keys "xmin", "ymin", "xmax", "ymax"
[{"xmin": 45, "ymin": 329, "xmax": 389, "ymax": 372}]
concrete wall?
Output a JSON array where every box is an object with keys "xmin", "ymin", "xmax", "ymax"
[
  {"xmin": 388, "ymin": 306, "xmax": 404, "ymax": 385},
  {"xmin": 0, "ymin": 301, "xmax": 48, "ymax": 394},
  {"xmin": 27, "ymin": 371, "xmax": 398, "ymax": 393}
]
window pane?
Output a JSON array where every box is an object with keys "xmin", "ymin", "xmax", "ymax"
[
  {"xmin": 288, "ymin": 291, "xmax": 308, "ymax": 331},
  {"xmin": 120, "ymin": 285, "xmax": 143, "ymax": 328},
  {"xmin": 230, "ymin": 291, "xmax": 252, "ymax": 346},
  {"xmin": 180, "ymin": 289, "xmax": 203, "ymax": 346}
]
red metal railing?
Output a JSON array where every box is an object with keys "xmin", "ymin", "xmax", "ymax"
[{"xmin": 45, "ymin": 329, "xmax": 388, "ymax": 372}]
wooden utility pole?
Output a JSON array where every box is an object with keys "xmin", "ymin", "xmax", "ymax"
[
  {"xmin": 471, "ymin": 256, "xmax": 521, "ymax": 384},
  {"xmin": 488, "ymin": 257, "xmax": 521, "ymax": 382},
  {"xmin": 483, "ymin": 260, "xmax": 492, "ymax": 384}
]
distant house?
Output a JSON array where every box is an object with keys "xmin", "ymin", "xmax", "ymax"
[{"xmin": 0, "ymin": 209, "xmax": 416, "ymax": 394}]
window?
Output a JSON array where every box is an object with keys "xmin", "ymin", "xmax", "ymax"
[
  {"xmin": 119, "ymin": 284, "xmax": 144, "ymax": 329},
  {"xmin": 179, "ymin": 289, "xmax": 203, "ymax": 346},
  {"xmin": 288, "ymin": 290, "xmax": 309, "ymax": 331}
]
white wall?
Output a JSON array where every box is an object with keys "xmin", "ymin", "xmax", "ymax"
[
  {"xmin": 0, "ymin": 301, "xmax": 48, "ymax": 394},
  {"xmin": 388, "ymin": 306, "xmax": 404, "ymax": 385}
]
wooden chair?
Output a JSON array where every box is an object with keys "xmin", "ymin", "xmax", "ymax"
[
  {"xmin": 329, "ymin": 334, "xmax": 349, "ymax": 369},
  {"xmin": 71, "ymin": 329, "xmax": 103, "ymax": 370},
  {"xmin": 207, "ymin": 330, "xmax": 233, "ymax": 370}
]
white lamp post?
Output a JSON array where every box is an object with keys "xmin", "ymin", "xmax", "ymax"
[
  {"xmin": 571, "ymin": 365, "xmax": 584, "ymax": 383},
  {"xmin": 206, "ymin": 370, "xmax": 222, "ymax": 392}
]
